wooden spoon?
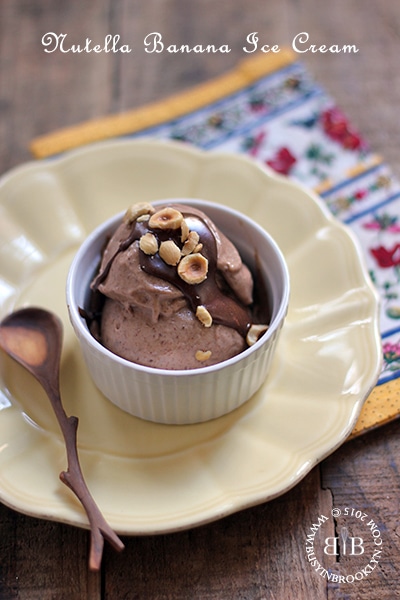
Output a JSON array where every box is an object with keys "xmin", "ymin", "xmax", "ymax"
[{"xmin": 0, "ymin": 307, "xmax": 124, "ymax": 570}]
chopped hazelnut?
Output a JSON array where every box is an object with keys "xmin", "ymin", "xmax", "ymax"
[
  {"xmin": 149, "ymin": 207, "xmax": 183, "ymax": 230},
  {"xmin": 159, "ymin": 240, "xmax": 181, "ymax": 266},
  {"xmin": 246, "ymin": 324, "xmax": 269, "ymax": 346},
  {"xmin": 124, "ymin": 202, "xmax": 155, "ymax": 224},
  {"xmin": 139, "ymin": 232, "xmax": 158, "ymax": 255},
  {"xmin": 178, "ymin": 253, "xmax": 208, "ymax": 284},
  {"xmin": 196, "ymin": 305, "xmax": 213, "ymax": 327},
  {"xmin": 195, "ymin": 350, "xmax": 212, "ymax": 362}
]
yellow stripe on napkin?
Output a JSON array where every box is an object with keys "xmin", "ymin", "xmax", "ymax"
[
  {"xmin": 30, "ymin": 49, "xmax": 296, "ymax": 159},
  {"xmin": 350, "ymin": 378, "xmax": 400, "ymax": 438}
]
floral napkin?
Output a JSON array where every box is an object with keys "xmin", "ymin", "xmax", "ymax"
[{"xmin": 31, "ymin": 49, "xmax": 400, "ymax": 438}]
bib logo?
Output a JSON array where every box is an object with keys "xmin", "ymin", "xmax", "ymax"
[
  {"xmin": 324, "ymin": 527, "xmax": 364, "ymax": 556},
  {"xmin": 305, "ymin": 508, "xmax": 383, "ymax": 584}
]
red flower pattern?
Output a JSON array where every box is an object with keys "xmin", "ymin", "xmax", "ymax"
[
  {"xmin": 370, "ymin": 244, "xmax": 400, "ymax": 268},
  {"xmin": 266, "ymin": 147, "xmax": 297, "ymax": 175},
  {"xmin": 321, "ymin": 107, "xmax": 363, "ymax": 151},
  {"xmin": 354, "ymin": 189, "xmax": 367, "ymax": 200}
]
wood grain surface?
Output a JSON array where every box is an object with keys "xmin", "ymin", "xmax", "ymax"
[{"xmin": 0, "ymin": 1, "xmax": 399, "ymax": 598}]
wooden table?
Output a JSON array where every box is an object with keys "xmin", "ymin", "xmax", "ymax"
[{"xmin": 0, "ymin": 1, "xmax": 399, "ymax": 598}]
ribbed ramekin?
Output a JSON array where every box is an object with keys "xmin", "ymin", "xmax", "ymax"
[{"xmin": 66, "ymin": 199, "xmax": 290, "ymax": 424}]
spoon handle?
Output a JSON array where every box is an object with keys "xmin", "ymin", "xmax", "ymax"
[{"xmin": 45, "ymin": 386, "xmax": 125, "ymax": 570}]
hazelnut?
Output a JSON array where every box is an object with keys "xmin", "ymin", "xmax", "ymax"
[
  {"xmin": 181, "ymin": 219, "xmax": 190, "ymax": 242},
  {"xmin": 124, "ymin": 202, "xmax": 155, "ymax": 225},
  {"xmin": 137, "ymin": 213, "xmax": 151, "ymax": 223},
  {"xmin": 196, "ymin": 305, "xmax": 213, "ymax": 327},
  {"xmin": 149, "ymin": 207, "xmax": 183, "ymax": 230},
  {"xmin": 177, "ymin": 253, "xmax": 208, "ymax": 284},
  {"xmin": 139, "ymin": 233, "xmax": 158, "ymax": 255},
  {"xmin": 195, "ymin": 350, "xmax": 212, "ymax": 362},
  {"xmin": 181, "ymin": 230, "xmax": 200, "ymax": 256},
  {"xmin": 159, "ymin": 240, "xmax": 181, "ymax": 266},
  {"xmin": 246, "ymin": 324, "xmax": 269, "ymax": 346}
]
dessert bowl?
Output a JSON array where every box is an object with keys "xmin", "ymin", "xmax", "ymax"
[{"xmin": 66, "ymin": 198, "xmax": 290, "ymax": 424}]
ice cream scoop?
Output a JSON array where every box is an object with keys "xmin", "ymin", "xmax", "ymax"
[{"xmin": 86, "ymin": 202, "xmax": 269, "ymax": 370}]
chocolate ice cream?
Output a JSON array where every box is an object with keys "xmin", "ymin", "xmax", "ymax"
[{"xmin": 87, "ymin": 202, "xmax": 269, "ymax": 370}]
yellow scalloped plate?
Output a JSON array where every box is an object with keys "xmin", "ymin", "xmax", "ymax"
[{"xmin": 0, "ymin": 139, "xmax": 381, "ymax": 534}]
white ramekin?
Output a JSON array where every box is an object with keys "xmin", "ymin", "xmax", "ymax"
[{"xmin": 66, "ymin": 199, "xmax": 290, "ymax": 424}]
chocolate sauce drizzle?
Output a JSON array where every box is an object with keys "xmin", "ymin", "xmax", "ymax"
[{"xmin": 89, "ymin": 208, "xmax": 262, "ymax": 340}]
